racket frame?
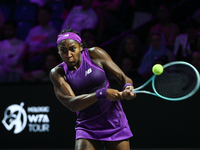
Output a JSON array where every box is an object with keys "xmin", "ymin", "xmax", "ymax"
[{"xmin": 132, "ymin": 61, "xmax": 200, "ymax": 101}]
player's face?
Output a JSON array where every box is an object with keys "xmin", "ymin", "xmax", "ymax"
[{"xmin": 58, "ymin": 39, "xmax": 83, "ymax": 70}]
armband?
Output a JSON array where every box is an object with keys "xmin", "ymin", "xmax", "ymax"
[
  {"xmin": 123, "ymin": 83, "xmax": 132, "ymax": 90},
  {"xmin": 96, "ymin": 88, "xmax": 107, "ymax": 101}
]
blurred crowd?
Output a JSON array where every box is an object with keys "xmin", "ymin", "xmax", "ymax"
[{"xmin": 0, "ymin": 0, "xmax": 200, "ymax": 83}]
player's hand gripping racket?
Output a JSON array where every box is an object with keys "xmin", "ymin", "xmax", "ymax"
[{"xmin": 132, "ymin": 61, "xmax": 200, "ymax": 101}]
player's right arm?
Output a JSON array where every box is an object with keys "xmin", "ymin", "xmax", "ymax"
[
  {"xmin": 49, "ymin": 66, "xmax": 98, "ymax": 112},
  {"xmin": 50, "ymin": 66, "xmax": 124, "ymax": 112}
]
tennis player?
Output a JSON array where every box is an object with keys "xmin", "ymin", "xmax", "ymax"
[{"xmin": 50, "ymin": 28, "xmax": 136, "ymax": 150}]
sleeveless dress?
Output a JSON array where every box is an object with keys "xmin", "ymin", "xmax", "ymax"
[{"xmin": 59, "ymin": 48, "xmax": 133, "ymax": 141}]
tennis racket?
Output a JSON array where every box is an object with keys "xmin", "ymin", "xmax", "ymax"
[{"xmin": 132, "ymin": 61, "xmax": 200, "ymax": 101}]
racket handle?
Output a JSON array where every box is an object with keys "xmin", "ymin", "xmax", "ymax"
[
  {"xmin": 132, "ymin": 89, "xmax": 154, "ymax": 95},
  {"xmin": 132, "ymin": 89, "xmax": 135, "ymax": 94}
]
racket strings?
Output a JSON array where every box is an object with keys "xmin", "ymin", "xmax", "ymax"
[{"xmin": 154, "ymin": 64, "xmax": 198, "ymax": 98}]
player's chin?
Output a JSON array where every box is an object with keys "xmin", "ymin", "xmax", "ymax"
[{"xmin": 66, "ymin": 61, "xmax": 76, "ymax": 67}]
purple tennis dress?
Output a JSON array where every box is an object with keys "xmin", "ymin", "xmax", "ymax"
[{"xmin": 59, "ymin": 48, "xmax": 133, "ymax": 141}]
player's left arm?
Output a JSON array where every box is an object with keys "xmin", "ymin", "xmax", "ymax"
[{"xmin": 88, "ymin": 47, "xmax": 136, "ymax": 99}]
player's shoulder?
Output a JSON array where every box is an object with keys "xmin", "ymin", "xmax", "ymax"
[
  {"xmin": 87, "ymin": 46, "xmax": 102, "ymax": 52},
  {"xmin": 87, "ymin": 46, "xmax": 107, "ymax": 59},
  {"xmin": 49, "ymin": 65, "xmax": 65, "ymax": 81}
]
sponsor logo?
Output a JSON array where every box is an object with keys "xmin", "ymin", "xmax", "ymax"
[
  {"xmin": 85, "ymin": 68, "xmax": 92, "ymax": 76},
  {"xmin": 2, "ymin": 102, "xmax": 50, "ymax": 134},
  {"xmin": 2, "ymin": 102, "xmax": 27, "ymax": 134}
]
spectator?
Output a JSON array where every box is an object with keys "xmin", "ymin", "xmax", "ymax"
[
  {"xmin": 61, "ymin": 0, "xmax": 76, "ymax": 20},
  {"xmin": 116, "ymin": 34, "xmax": 143, "ymax": 71},
  {"xmin": 29, "ymin": 0, "xmax": 47, "ymax": 6},
  {"xmin": 61, "ymin": 0, "xmax": 98, "ymax": 34},
  {"xmin": 173, "ymin": 18, "xmax": 199, "ymax": 61},
  {"xmin": 120, "ymin": 0, "xmax": 136, "ymax": 30},
  {"xmin": 192, "ymin": 6, "xmax": 200, "ymax": 26},
  {"xmin": 81, "ymin": 29, "xmax": 96, "ymax": 46},
  {"xmin": 191, "ymin": 51, "xmax": 200, "ymax": 72},
  {"xmin": 138, "ymin": 32, "xmax": 175, "ymax": 78},
  {"xmin": 25, "ymin": 5, "xmax": 57, "ymax": 71},
  {"xmin": 127, "ymin": 0, "xmax": 153, "ymax": 30},
  {"xmin": 0, "ymin": 21, "xmax": 26, "ymax": 82},
  {"xmin": 93, "ymin": 0, "xmax": 122, "ymax": 42},
  {"xmin": 121, "ymin": 57, "xmax": 134, "ymax": 75},
  {"xmin": 120, "ymin": 57, "xmax": 142, "ymax": 80},
  {"xmin": 149, "ymin": 4, "xmax": 179, "ymax": 48},
  {"xmin": 153, "ymin": 55, "xmax": 169, "ymax": 65},
  {"xmin": 86, "ymin": 37, "xmax": 99, "ymax": 48},
  {"xmin": 21, "ymin": 52, "xmax": 60, "ymax": 82}
]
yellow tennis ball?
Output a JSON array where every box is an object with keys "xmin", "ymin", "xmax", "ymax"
[{"xmin": 152, "ymin": 64, "xmax": 164, "ymax": 75}]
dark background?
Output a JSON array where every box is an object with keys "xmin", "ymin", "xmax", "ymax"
[{"xmin": 0, "ymin": 81, "xmax": 200, "ymax": 149}]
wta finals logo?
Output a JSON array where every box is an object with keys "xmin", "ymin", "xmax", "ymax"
[
  {"xmin": 2, "ymin": 102, "xmax": 50, "ymax": 134},
  {"xmin": 2, "ymin": 102, "xmax": 27, "ymax": 134}
]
